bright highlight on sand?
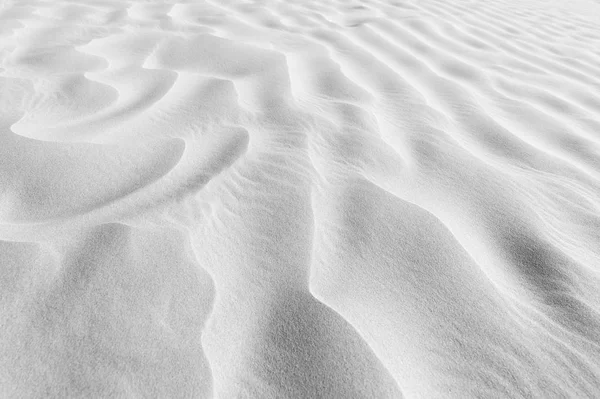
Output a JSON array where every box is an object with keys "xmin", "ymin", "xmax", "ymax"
[{"xmin": 1, "ymin": 0, "xmax": 600, "ymax": 397}]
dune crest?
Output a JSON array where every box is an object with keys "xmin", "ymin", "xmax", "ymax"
[{"xmin": 2, "ymin": 0, "xmax": 600, "ymax": 397}]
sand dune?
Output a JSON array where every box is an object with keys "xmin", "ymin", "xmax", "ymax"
[{"xmin": 2, "ymin": 0, "xmax": 600, "ymax": 397}]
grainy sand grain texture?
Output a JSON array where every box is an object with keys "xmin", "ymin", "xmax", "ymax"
[{"xmin": 1, "ymin": 0, "xmax": 600, "ymax": 397}]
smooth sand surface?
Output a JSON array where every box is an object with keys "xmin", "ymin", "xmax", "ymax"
[{"xmin": 2, "ymin": 0, "xmax": 600, "ymax": 397}]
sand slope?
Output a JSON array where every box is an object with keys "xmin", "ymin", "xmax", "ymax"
[{"xmin": 1, "ymin": 0, "xmax": 600, "ymax": 397}]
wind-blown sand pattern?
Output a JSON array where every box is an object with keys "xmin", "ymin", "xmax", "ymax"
[{"xmin": 1, "ymin": 0, "xmax": 600, "ymax": 397}]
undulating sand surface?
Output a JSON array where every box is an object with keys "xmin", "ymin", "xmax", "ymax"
[{"xmin": 2, "ymin": 0, "xmax": 600, "ymax": 397}]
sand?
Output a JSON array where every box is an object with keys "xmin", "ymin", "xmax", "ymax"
[{"xmin": 1, "ymin": 0, "xmax": 600, "ymax": 397}]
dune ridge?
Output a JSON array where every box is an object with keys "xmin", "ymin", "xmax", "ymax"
[{"xmin": 1, "ymin": 0, "xmax": 600, "ymax": 397}]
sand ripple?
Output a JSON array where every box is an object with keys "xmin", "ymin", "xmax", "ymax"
[{"xmin": 1, "ymin": 0, "xmax": 600, "ymax": 397}]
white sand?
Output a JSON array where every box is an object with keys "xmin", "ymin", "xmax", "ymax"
[{"xmin": 1, "ymin": 0, "xmax": 600, "ymax": 397}]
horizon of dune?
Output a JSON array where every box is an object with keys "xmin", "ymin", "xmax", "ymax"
[{"xmin": 1, "ymin": 0, "xmax": 600, "ymax": 397}]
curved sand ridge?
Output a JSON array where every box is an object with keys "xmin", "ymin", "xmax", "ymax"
[{"xmin": 1, "ymin": 0, "xmax": 600, "ymax": 397}]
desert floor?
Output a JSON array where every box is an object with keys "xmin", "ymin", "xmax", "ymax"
[{"xmin": 1, "ymin": 0, "xmax": 600, "ymax": 397}]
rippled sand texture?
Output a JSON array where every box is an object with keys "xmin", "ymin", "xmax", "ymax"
[{"xmin": 2, "ymin": 0, "xmax": 600, "ymax": 397}]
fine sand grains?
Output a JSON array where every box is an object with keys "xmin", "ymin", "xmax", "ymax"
[{"xmin": 1, "ymin": 0, "xmax": 600, "ymax": 397}]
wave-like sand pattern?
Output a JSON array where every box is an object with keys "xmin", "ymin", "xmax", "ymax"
[{"xmin": 2, "ymin": 0, "xmax": 600, "ymax": 397}]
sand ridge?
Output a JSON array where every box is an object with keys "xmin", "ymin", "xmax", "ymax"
[{"xmin": 1, "ymin": 0, "xmax": 600, "ymax": 397}]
